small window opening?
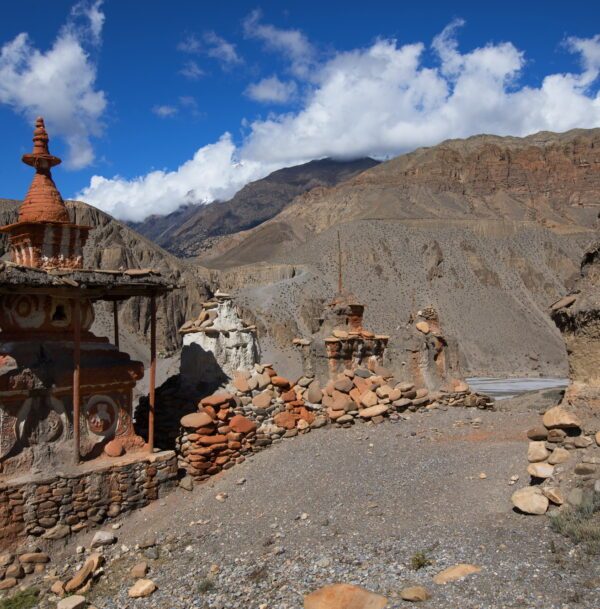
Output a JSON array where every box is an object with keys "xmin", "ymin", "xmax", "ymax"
[{"xmin": 52, "ymin": 305, "xmax": 67, "ymax": 322}]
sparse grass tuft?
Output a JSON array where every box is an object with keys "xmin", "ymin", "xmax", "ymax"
[
  {"xmin": 0, "ymin": 588, "xmax": 39, "ymax": 609},
  {"xmin": 410, "ymin": 550, "xmax": 433, "ymax": 570},
  {"xmin": 197, "ymin": 577, "xmax": 215, "ymax": 594},
  {"xmin": 550, "ymin": 492, "xmax": 600, "ymax": 555}
]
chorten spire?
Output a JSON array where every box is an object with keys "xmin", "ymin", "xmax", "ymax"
[{"xmin": 18, "ymin": 117, "xmax": 70, "ymax": 224}]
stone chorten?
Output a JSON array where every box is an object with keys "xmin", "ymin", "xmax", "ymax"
[
  {"xmin": 1, "ymin": 118, "xmax": 90, "ymax": 269},
  {"xmin": 0, "ymin": 119, "xmax": 150, "ymax": 476},
  {"xmin": 294, "ymin": 290, "xmax": 389, "ymax": 379}
]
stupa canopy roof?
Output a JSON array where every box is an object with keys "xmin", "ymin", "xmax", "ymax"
[{"xmin": 0, "ymin": 262, "xmax": 179, "ymax": 301}]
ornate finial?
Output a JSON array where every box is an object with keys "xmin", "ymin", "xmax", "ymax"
[
  {"xmin": 17, "ymin": 117, "xmax": 69, "ymax": 223},
  {"xmin": 22, "ymin": 116, "xmax": 61, "ymax": 170}
]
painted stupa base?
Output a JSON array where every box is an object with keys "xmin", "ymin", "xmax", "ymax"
[{"xmin": 0, "ymin": 449, "xmax": 176, "ymax": 549}]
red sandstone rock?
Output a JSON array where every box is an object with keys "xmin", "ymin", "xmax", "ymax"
[
  {"xmin": 274, "ymin": 412, "xmax": 300, "ymax": 430},
  {"xmin": 229, "ymin": 415, "xmax": 257, "ymax": 434},
  {"xmin": 104, "ymin": 439, "xmax": 124, "ymax": 458},
  {"xmin": 201, "ymin": 393, "xmax": 233, "ymax": 407},
  {"xmin": 271, "ymin": 375, "xmax": 290, "ymax": 388},
  {"xmin": 253, "ymin": 390, "xmax": 273, "ymax": 409},
  {"xmin": 304, "ymin": 583, "xmax": 387, "ymax": 609},
  {"xmin": 201, "ymin": 405, "xmax": 217, "ymax": 419},
  {"xmin": 282, "ymin": 389, "xmax": 296, "ymax": 402},
  {"xmin": 233, "ymin": 374, "xmax": 250, "ymax": 393},
  {"xmin": 181, "ymin": 412, "xmax": 214, "ymax": 429},
  {"xmin": 297, "ymin": 407, "xmax": 315, "ymax": 424},
  {"xmin": 198, "ymin": 435, "xmax": 228, "ymax": 446}
]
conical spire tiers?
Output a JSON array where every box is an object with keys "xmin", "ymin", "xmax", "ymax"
[
  {"xmin": 0, "ymin": 117, "xmax": 90, "ymax": 269},
  {"xmin": 19, "ymin": 117, "xmax": 69, "ymax": 224}
]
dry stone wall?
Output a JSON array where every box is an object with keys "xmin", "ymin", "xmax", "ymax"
[
  {"xmin": 172, "ymin": 363, "xmax": 492, "ymax": 483},
  {"xmin": 0, "ymin": 451, "xmax": 176, "ymax": 550}
]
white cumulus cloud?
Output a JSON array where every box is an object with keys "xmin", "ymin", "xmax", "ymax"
[
  {"xmin": 204, "ymin": 31, "xmax": 242, "ymax": 67},
  {"xmin": 245, "ymin": 75, "xmax": 297, "ymax": 104},
  {"xmin": 80, "ymin": 19, "xmax": 600, "ymax": 221},
  {"xmin": 152, "ymin": 105, "xmax": 178, "ymax": 118},
  {"xmin": 0, "ymin": 0, "xmax": 106, "ymax": 169},
  {"xmin": 79, "ymin": 134, "xmax": 279, "ymax": 221}
]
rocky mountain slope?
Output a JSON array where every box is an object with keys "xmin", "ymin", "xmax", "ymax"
[
  {"xmin": 129, "ymin": 157, "xmax": 378, "ymax": 257},
  {"xmin": 196, "ymin": 129, "xmax": 600, "ymax": 378},
  {"xmin": 0, "ymin": 199, "xmax": 210, "ymax": 355}
]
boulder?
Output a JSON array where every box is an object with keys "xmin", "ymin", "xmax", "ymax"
[
  {"xmin": 542, "ymin": 406, "xmax": 581, "ymax": 430},
  {"xmin": 511, "ymin": 486, "xmax": 549, "ymax": 514},
  {"xmin": 360, "ymin": 391, "xmax": 378, "ymax": 408},
  {"xmin": 90, "ymin": 531, "xmax": 117, "ymax": 548},
  {"xmin": 274, "ymin": 412, "xmax": 299, "ymax": 430},
  {"xmin": 542, "ymin": 487, "xmax": 564, "ymax": 505},
  {"xmin": 400, "ymin": 586, "xmax": 430, "ymax": 602},
  {"xmin": 18, "ymin": 552, "xmax": 50, "ymax": 563},
  {"xmin": 304, "ymin": 583, "xmax": 387, "ymax": 609},
  {"xmin": 130, "ymin": 561, "xmax": 149, "ymax": 579},
  {"xmin": 306, "ymin": 381, "xmax": 323, "ymax": 404},
  {"xmin": 271, "ymin": 376, "xmax": 291, "ymax": 388},
  {"xmin": 65, "ymin": 553, "xmax": 103, "ymax": 592},
  {"xmin": 527, "ymin": 462, "xmax": 554, "ymax": 479},
  {"xmin": 548, "ymin": 447, "xmax": 570, "ymax": 465},
  {"xmin": 57, "ymin": 596, "xmax": 86, "ymax": 609},
  {"xmin": 128, "ymin": 578, "xmax": 157, "ymax": 598},
  {"xmin": 526, "ymin": 427, "xmax": 548, "ymax": 441},
  {"xmin": 229, "ymin": 415, "xmax": 256, "ymax": 434},
  {"xmin": 527, "ymin": 441, "xmax": 549, "ymax": 463},
  {"xmin": 180, "ymin": 412, "xmax": 213, "ymax": 429},
  {"xmin": 359, "ymin": 405, "xmax": 389, "ymax": 419},
  {"xmin": 334, "ymin": 378, "xmax": 354, "ymax": 394},
  {"xmin": 416, "ymin": 321, "xmax": 430, "ymax": 334},
  {"xmin": 233, "ymin": 374, "xmax": 250, "ymax": 393},
  {"xmin": 201, "ymin": 393, "xmax": 233, "ymax": 407},
  {"xmin": 252, "ymin": 390, "xmax": 273, "ymax": 409},
  {"xmin": 433, "ymin": 564, "xmax": 481, "ymax": 584}
]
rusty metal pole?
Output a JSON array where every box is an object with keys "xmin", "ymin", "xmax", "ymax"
[
  {"xmin": 148, "ymin": 294, "xmax": 156, "ymax": 453},
  {"xmin": 73, "ymin": 298, "xmax": 81, "ymax": 464},
  {"xmin": 113, "ymin": 300, "xmax": 119, "ymax": 349}
]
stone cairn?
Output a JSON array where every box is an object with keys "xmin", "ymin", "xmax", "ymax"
[
  {"xmin": 176, "ymin": 363, "xmax": 493, "ymax": 483},
  {"xmin": 512, "ymin": 241, "xmax": 600, "ymax": 516},
  {"xmin": 512, "ymin": 406, "xmax": 600, "ymax": 515}
]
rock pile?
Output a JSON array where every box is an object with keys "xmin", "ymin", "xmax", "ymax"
[
  {"xmin": 176, "ymin": 393, "xmax": 257, "ymax": 482},
  {"xmin": 512, "ymin": 405, "xmax": 600, "ymax": 514},
  {"xmin": 510, "ymin": 242, "xmax": 600, "ymax": 516},
  {"xmin": 0, "ymin": 549, "xmax": 49, "ymax": 591},
  {"xmin": 176, "ymin": 363, "xmax": 491, "ymax": 482}
]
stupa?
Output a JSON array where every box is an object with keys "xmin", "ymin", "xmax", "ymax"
[{"xmin": 0, "ymin": 119, "xmax": 178, "ymax": 546}]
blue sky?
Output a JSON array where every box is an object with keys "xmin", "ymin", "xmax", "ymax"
[{"xmin": 1, "ymin": 0, "xmax": 599, "ymax": 221}]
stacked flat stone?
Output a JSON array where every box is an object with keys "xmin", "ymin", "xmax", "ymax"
[
  {"xmin": 318, "ymin": 367, "xmax": 490, "ymax": 425},
  {"xmin": 176, "ymin": 393, "xmax": 257, "ymax": 481},
  {"xmin": 0, "ymin": 549, "xmax": 50, "ymax": 590},
  {"xmin": 175, "ymin": 363, "xmax": 491, "ymax": 482},
  {"xmin": 0, "ymin": 453, "xmax": 176, "ymax": 545},
  {"xmin": 512, "ymin": 405, "xmax": 600, "ymax": 515}
]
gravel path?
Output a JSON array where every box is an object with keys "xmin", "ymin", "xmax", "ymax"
[{"xmin": 50, "ymin": 405, "xmax": 600, "ymax": 609}]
